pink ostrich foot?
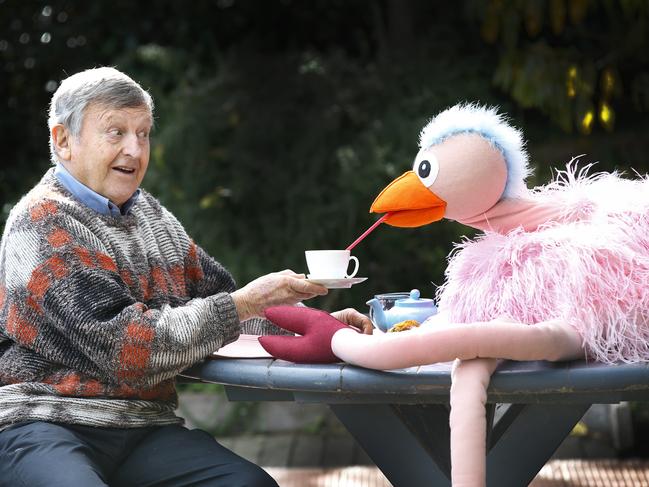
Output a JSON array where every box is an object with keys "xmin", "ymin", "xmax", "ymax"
[{"xmin": 449, "ymin": 357, "xmax": 498, "ymax": 487}]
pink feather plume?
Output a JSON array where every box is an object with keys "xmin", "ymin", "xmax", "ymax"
[{"xmin": 437, "ymin": 164, "xmax": 649, "ymax": 364}]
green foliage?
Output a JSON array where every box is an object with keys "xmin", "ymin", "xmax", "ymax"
[
  {"xmin": 134, "ymin": 43, "xmax": 501, "ymax": 309},
  {"xmin": 467, "ymin": 0, "xmax": 649, "ymax": 134},
  {"xmin": 1, "ymin": 0, "xmax": 648, "ymax": 311}
]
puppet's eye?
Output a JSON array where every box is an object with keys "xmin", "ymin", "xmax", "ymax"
[{"xmin": 413, "ymin": 154, "xmax": 439, "ymax": 188}]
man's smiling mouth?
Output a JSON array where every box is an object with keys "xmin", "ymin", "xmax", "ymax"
[{"xmin": 113, "ymin": 166, "xmax": 136, "ymax": 174}]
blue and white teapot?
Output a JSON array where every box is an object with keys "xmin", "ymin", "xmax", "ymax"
[{"xmin": 366, "ymin": 289, "xmax": 437, "ymax": 332}]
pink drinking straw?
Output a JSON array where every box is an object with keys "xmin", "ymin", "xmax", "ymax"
[{"xmin": 346, "ymin": 213, "xmax": 391, "ymax": 251}]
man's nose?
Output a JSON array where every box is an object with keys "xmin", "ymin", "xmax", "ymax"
[{"xmin": 122, "ymin": 133, "xmax": 144, "ymax": 158}]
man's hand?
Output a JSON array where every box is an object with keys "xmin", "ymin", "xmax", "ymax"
[
  {"xmin": 331, "ymin": 308, "xmax": 373, "ymax": 335},
  {"xmin": 260, "ymin": 306, "xmax": 355, "ymax": 363},
  {"xmin": 231, "ymin": 270, "xmax": 328, "ymax": 321}
]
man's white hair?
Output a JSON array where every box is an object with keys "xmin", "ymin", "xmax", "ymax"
[{"xmin": 48, "ymin": 67, "xmax": 154, "ymax": 164}]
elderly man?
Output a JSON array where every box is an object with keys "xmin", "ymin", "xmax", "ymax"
[{"xmin": 0, "ymin": 67, "xmax": 371, "ymax": 487}]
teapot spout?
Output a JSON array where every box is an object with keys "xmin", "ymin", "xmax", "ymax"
[{"xmin": 366, "ymin": 298, "xmax": 386, "ymax": 330}]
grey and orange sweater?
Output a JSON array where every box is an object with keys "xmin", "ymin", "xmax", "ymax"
[{"xmin": 0, "ymin": 169, "xmax": 249, "ymax": 430}]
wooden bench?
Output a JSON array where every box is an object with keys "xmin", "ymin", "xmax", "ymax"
[{"xmin": 181, "ymin": 358, "xmax": 649, "ymax": 487}]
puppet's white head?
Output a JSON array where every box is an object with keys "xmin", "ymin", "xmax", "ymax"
[{"xmin": 371, "ymin": 104, "xmax": 531, "ymax": 226}]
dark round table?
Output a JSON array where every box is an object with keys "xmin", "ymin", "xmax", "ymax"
[{"xmin": 182, "ymin": 358, "xmax": 649, "ymax": 487}]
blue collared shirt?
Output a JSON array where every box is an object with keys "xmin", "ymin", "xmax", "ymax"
[{"xmin": 54, "ymin": 162, "xmax": 140, "ymax": 217}]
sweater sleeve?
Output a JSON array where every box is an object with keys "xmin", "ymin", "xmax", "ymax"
[
  {"xmin": 154, "ymin": 201, "xmax": 238, "ymax": 299},
  {"xmin": 189, "ymin": 245, "xmax": 295, "ymax": 336},
  {"xmin": 241, "ymin": 317, "xmax": 293, "ymax": 335},
  {"xmin": 0, "ymin": 206, "xmax": 240, "ymax": 388},
  {"xmin": 190, "ymin": 243, "xmax": 237, "ymax": 298}
]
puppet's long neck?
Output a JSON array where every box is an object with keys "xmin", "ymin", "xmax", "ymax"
[{"xmin": 456, "ymin": 197, "xmax": 569, "ymax": 234}]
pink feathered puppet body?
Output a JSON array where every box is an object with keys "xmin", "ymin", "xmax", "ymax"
[
  {"xmin": 442, "ymin": 168, "xmax": 649, "ymax": 364},
  {"xmin": 260, "ymin": 104, "xmax": 649, "ymax": 487}
]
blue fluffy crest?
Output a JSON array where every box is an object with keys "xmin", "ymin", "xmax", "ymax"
[{"xmin": 419, "ymin": 103, "xmax": 530, "ymax": 198}]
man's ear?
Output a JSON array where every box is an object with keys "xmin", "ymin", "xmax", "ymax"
[{"xmin": 51, "ymin": 124, "xmax": 72, "ymax": 161}]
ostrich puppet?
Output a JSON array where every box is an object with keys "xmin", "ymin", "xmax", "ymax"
[{"xmin": 259, "ymin": 104, "xmax": 649, "ymax": 487}]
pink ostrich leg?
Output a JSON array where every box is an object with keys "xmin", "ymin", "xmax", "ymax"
[{"xmin": 449, "ymin": 358, "xmax": 498, "ymax": 487}]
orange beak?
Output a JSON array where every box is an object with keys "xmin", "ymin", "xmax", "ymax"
[{"xmin": 370, "ymin": 171, "xmax": 447, "ymax": 227}]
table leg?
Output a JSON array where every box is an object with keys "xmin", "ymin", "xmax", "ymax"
[
  {"xmin": 332, "ymin": 402, "xmax": 587, "ymax": 487},
  {"xmin": 486, "ymin": 403, "xmax": 590, "ymax": 487},
  {"xmin": 330, "ymin": 403, "xmax": 452, "ymax": 487}
]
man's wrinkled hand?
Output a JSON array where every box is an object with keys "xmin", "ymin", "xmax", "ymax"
[
  {"xmin": 331, "ymin": 308, "xmax": 373, "ymax": 335},
  {"xmin": 231, "ymin": 270, "xmax": 328, "ymax": 321}
]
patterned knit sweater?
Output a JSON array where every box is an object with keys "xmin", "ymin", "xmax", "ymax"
[{"xmin": 0, "ymin": 169, "xmax": 253, "ymax": 430}]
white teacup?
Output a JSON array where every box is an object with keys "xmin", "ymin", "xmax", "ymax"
[{"xmin": 305, "ymin": 250, "xmax": 359, "ymax": 279}]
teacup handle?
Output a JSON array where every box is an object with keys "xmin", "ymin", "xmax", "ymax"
[{"xmin": 345, "ymin": 256, "xmax": 359, "ymax": 278}]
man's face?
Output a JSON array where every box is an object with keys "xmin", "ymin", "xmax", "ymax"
[{"xmin": 65, "ymin": 103, "xmax": 152, "ymax": 207}]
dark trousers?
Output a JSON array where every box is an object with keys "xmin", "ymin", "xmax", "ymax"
[{"xmin": 0, "ymin": 421, "xmax": 278, "ymax": 487}]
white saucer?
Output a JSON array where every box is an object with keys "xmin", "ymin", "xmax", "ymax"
[{"xmin": 306, "ymin": 276, "xmax": 368, "ymax": 289}]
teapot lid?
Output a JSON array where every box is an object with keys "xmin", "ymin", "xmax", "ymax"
[{"xmin": 395, "ymin": 289, "xmax": 435, "ymax": 307}]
